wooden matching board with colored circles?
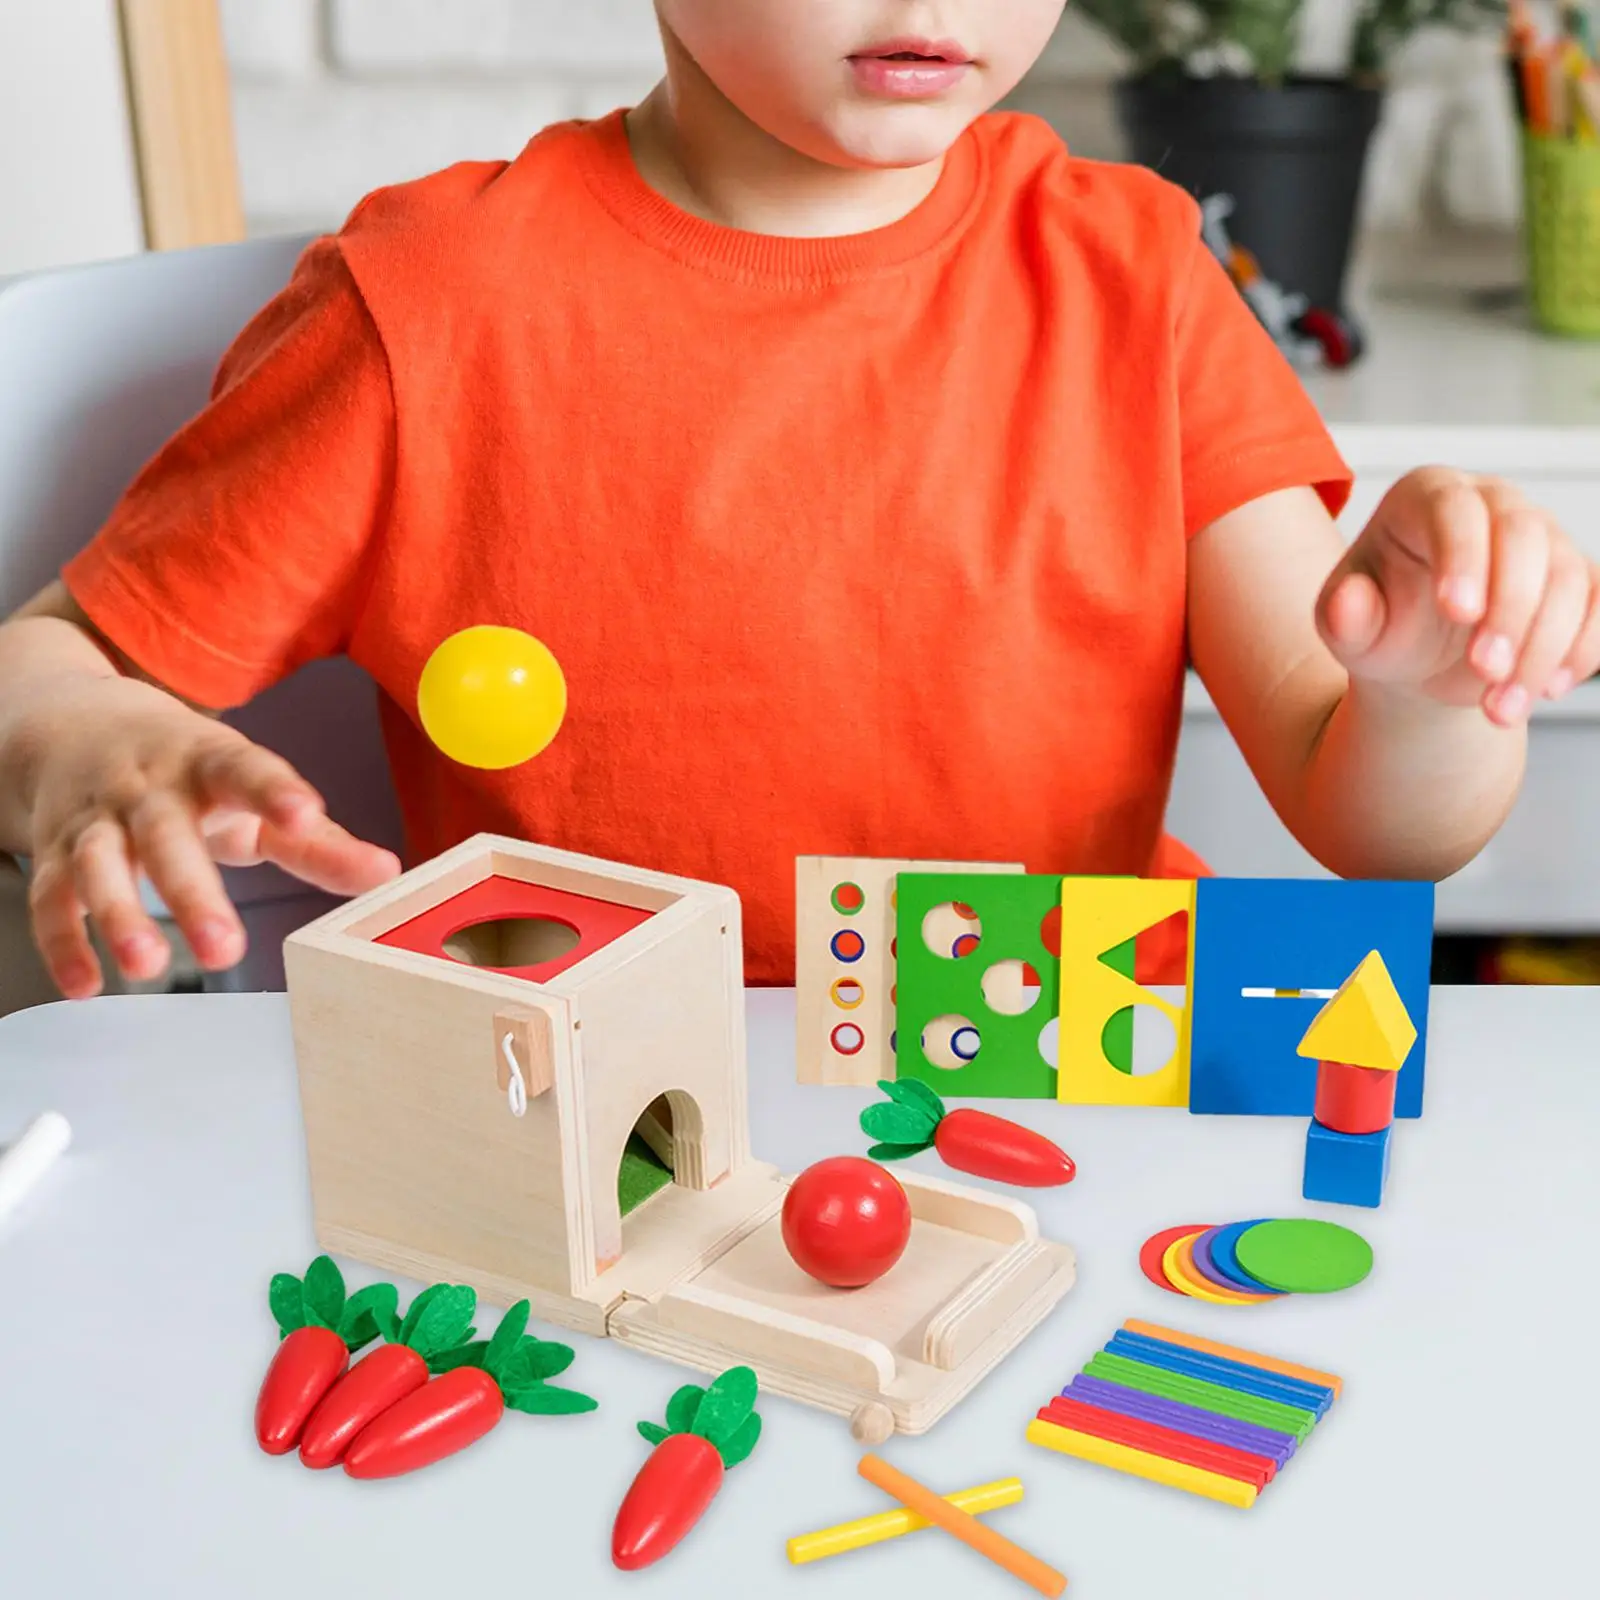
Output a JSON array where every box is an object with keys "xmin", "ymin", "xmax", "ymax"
[{"xmin": 1141, "ymin": 1219, "xmax": 1372, "ymax": 1303}]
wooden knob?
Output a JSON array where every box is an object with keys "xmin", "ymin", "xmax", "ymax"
[{"xmin": 850, "ymin": 1402, "xmax": 895, "ymax": 1445}]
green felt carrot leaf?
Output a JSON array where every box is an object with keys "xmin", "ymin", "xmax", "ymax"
[
  {"xmin": 405, "ymin": 1286, "xmax": 477, "ymax": 1359},
  {"xmin": 867, "ymin": 1141, "xmax": 927, "ymax": 1164},
  {"xmin": 880, "ymin": 1077, "xmax": 944, "ymax": 1119},
  {"xmin": 718, "ymin": 1412, "xmax": 762, "ymax": 1469},
  {"xmin": 690, "ymin": 1366, "xmax": 759, "ymax": 1451},
  {"xmin": 398, "ymin": 1283, "xmax": 449, "ymax": 1346},
  {"xmin": 338, "ymin": 1283, "xmax": 399, "ymax": 1351},
  {"xmin": 861, "ymin": 1085, "xmax": 940, "ymax": 1154},
  {"xmin": 269, "ymin": 1273, "xmax": 306, "ymax": 1338},
  {"xmin": 302, "ymin": 1256, "xmax": 346, "ymax": 1330},
  {"xmin": 637, "ymin": 1420, "xmax": 671, "ymax": 1447},
  {"xmin": 504, "ymin": 1384, "xmax": 599, "ymax": 1416},
  {"xmin": 485, "ymin": 1300, "xmax": 531, "ymax": 1373},
  {"xmin": 428, "ymin": 1341, "xmax": 489, "ymax": 1374},
  {"xmin": 665, "ymin": 1384, "xmax": 706, "ymax": 1434}
]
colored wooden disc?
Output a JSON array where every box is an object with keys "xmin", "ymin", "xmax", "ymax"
[
  {"xmin": 1235, "ymin": 1219, "xmax": 1373, "ymax": 1294},
  {"xmin": 1192, "ymin": 1226, "xmax": 1285, "ymax": 1297},
  {"xmin": 1140, "ymin": 1224, "xmax": 1212, "ymax": 1295},
  {"xmin": 1163, "ymin": 1235, "xmax": 1275, "ymax": 1306},
  {"xmin": 1209, "ymin": 1219, "xmax": 1284, "ymax": 1295}
]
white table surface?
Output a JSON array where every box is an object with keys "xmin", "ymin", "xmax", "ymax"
[{"xmin": 2, "ymin": 986, "xmax": 1597, "ymax": 1599}]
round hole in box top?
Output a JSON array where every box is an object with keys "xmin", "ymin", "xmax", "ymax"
[
  {"xmin": 831, "ymin": 882, "xmax": 865, "ymax": 916},
  {"xmin": 443, "ymin": 915, "xmax": 582, "ymax": 971},
  {"xmin": 831, "ymin": 928, "xmax": 866, "ymax": 964},
  {"xmin": 922, "ymin": 1014, "xmax": 981, "ymax": 1070},
  {"xmin": 1102, "ymin": 1004, "xmax": 1179, "ymax": 1077},
  {"xmin": 982, "ymin": 959, "xmax": 1042, "ymax": 1016},
  {"xmin": 1038, "ymin": 1015, "xmax": 1059, "ymax": 1069},
  {"xmin": 831, "ymin": 1022, "xmax": 866, "ymax": 1056},
  {"xmin": 922, "ymin": 902, "xmax": 982, "ymax": 959},
  {"xmin": 1039, "ymin": 905, "xmax": 1062, "ymax": 959},
  {"xmin": 831, "ymin": 977, "xmax": 865, "ymax": 1011}
]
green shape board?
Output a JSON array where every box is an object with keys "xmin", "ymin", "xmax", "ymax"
[
  {"xmin": 894, "ymin": 873, "xmax": 1135, "ymax": 1099},
  {"xmin": 618, "ymin": 1134, "xmax": 673, "ymax": 1216},
  {"xmin": 1235, "ymin": 1219, "xmax": 1374, "ymax": 1294}
]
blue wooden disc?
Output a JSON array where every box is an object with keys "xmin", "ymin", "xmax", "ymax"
[{"xmin": 1210, "ymin": 1218, "xmax": 1284, "ymax": 1295}]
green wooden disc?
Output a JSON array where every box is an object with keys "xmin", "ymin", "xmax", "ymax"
[{"xmin": 1234, "ymin": 1219, "xmax": 1373, "ymax": 1294}]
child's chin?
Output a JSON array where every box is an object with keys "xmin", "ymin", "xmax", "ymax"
[{"xmin": 816, "ymin": 105, "xmax": 979, "ymax": 171}]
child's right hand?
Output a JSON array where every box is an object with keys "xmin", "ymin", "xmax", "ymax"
[{"xmin": 22, "ymin": 678, "xmax": 399, "ymax": 998}]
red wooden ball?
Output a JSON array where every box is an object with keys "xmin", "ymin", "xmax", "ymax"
[{"xmin": 781, "ymin": 1157, "xmax": 912, "ymax": 1289}]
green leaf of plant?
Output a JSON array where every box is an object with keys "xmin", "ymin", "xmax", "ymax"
[
  {"xmin": 637, "ymin": 1420, "xmax": 671, "ymax": 1447},
  {"xmin": 861, "ymin": 1102, "xmax": 936, "ymax": 1146},
  {"xmin": 301, "ymin": 1256, "xmax": 346, "ymax": 1331},
  {"xmin": 483, "ymin": 1299, "xmax": 531, "ymax": 1381},
  {"xmin": 866, "ymin": 1141, "xmax": 924, "ymax": 1163},
  {"xmin": 665, "ymin": 1383, "xmax": 706, "ymax": 1435},
  {"xmin": 717, "ymin": 1411, "xmax": 762, "ymax": 1469},
  {"xmin": 406, "ymin": 1286, "xmax": 477, "ymax": 1359},
  {"xmin": 428, "ymin": 1341, "xmax": 489, "ymax": 1375},
  {"xmin": 520, "ymin": 1341, "xmax": 576, "ymax": 1382},
  {"xmin": 505, "ymin": 1384, "xmax": 599, "ymax": 1416},
  {"xmin": 269, "ymin": 1273, "xmax": 306, "ymax": 1337},
  {"xmin": 879, "ymin": 1078, "xmax": 945, "ymax": 1120},
  {"xmin": 691, "ymin": 1366, "xmax": 758, "ymax": 1447},
  {"xmin": 398, "ymin": 1283, "xmax": 449, "ymax": 1346},
  {"xmin": 338, "ymin": 1283, "xmax": 399, "ymax": 1348}
]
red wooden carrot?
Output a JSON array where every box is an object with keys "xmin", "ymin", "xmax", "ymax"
[
  {"xmin": 299, "ymin": 1281, "xmax": 478, "ymax": 1468},
  {"xmin": 254, "ymin": 1258, "xmax": 399, "ymax": 1455},
  {"xmin": 341, "ymin": 1298, "xmax": 597, "ymax": 1479},
  {"xmin": 612, "ymin": 1367, "xmax": 762, "ymax": 1570},
  {"xmin": 861, "ymin": 1080, "xmax": 1075, "ymax": 1187}
]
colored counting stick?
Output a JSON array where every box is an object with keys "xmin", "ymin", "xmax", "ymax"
[
  {"xmin": 858, "ymin": 1456, "xmax": 1066, "ymax": 1597},
  {"xmin": 788, "ymin": 1478, "xmax": 1024, "ymax": 1564}
]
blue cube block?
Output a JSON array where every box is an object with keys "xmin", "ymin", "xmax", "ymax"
[{"xmin": 1303, "ymin": 1120, "xmax": 1392, "ymax": 1209}]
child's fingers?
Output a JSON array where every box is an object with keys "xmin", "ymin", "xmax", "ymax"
[
  {"xmin": 26, "ymin": 852, "xmax": 103, "ymax": 999},
  {"xmin": 1482, "ymin": 547, "xmax": 1591, "ymax": 724},
  {"xmin": 1416, "ymin": 472, "xmax": 1494, "ymax": 624},
  {"xmin": 124, "ymin": 793, "xmax": 246, "ymax": 973},
  {"xmin": 1468, "ymin": 500, "xmax": 1551, "ymax": 687},
  {"xmin": 1550, "ymin": 573, "xmax": 1600, "ymax": 696},
  {"xmin": 69, "ymin": 817, "xmax": 172, "ymax": 983},
  {"xmin": 192, "ymin": 739, "xmax": 325, "ymax": 831},
  {"xmin": 260, "ymin": 813, "xmax": 401, "ymax": 896}
]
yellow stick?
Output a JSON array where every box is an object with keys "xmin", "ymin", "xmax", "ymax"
[
  {"xmin": 788, "ymin": 1478, "xmax": 1025, "ymax": 1565},
  {"xmin": 1027, "ymin": 1419, "xmax": 1258, "ymax": 1508}
]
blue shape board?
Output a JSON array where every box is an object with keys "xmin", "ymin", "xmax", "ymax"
[
  {"xmin": 1189, "ymin": 878, "xmax": 1434, "ymax": 1117},
  {"xmin": 1303, "ymin": 1119, "xmax": 1392, "ymax": 1209}
]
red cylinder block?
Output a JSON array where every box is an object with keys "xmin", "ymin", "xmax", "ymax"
[{"xmin": 1314, "ymin": 1060, "xmax": 1397, "ymax": 1135}]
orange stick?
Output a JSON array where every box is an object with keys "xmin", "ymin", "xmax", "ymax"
[
  {"xmin": 1122, "ymin": 1320, "xmax": 1343, "ymax": 1398},
  {"xmin": 858, "ymin": 1454, "xmax": 1066, "ymax": 1597}
]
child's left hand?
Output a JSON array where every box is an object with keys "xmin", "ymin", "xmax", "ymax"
[{"xmin": 1315, "ymin": 467, "xmax": 1600, "ymax": 726}]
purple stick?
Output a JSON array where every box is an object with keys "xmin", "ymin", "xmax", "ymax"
[{"xmin": 1063, "ymin": 1376, "xmax": 1297, "ymax": 1465}]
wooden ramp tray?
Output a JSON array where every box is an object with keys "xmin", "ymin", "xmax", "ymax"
[{"xmin": 609, "ymin": 1168, "xmax": 1075, "ymax": 1438}]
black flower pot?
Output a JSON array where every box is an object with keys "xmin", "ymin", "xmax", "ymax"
[{"xmin": 1115, "ymin": 75, "xmax": 1383, "ymax": 315}]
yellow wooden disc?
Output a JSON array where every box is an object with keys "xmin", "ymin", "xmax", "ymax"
[{"xmin": 1162, "ymin": 1233, "xmax": 1274, "ymax": 1306}]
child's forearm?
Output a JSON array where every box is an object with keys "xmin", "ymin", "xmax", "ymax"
[{"xmin": 1286, "ymin": 679, "xmax": 1526, "ymax": 881}]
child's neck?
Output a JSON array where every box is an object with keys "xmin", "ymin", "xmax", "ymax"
[{"xmin": 624, "ymin": 36, "xmax": 946, "ymax": 239}]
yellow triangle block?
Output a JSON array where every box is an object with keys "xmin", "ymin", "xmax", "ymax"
[{"xmin": 1295, "ymin": 950, "xmax": 1416, "ymax": 1072}]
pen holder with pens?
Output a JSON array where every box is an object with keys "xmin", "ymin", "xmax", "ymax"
[{"xmin": 1523, "ymin": 131, "xmax": 1600, "ymax": 337}]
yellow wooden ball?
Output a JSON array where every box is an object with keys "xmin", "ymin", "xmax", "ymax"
[{"xmin": 417, "ymin": 626, "xmax": 567, "ymax": 770}]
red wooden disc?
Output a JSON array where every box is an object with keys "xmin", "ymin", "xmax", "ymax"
[{"xmin": 1140, "ymin": 1223, "xmax": 1214, "ymax": 1295}]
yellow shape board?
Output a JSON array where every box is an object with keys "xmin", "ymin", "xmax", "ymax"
[
  {"xmin": 1056, "ymin": 877, "xmax": 1195, "ymax": 1107},
  {"xmin": 1026, "ymin": 1419, "xmax": 1258, "ymax": 1508},
  {"xmin": 1295, "ymin": 949, "xmax": 1416, "ymax": 1072}
]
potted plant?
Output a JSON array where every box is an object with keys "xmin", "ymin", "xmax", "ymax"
[{"xmin": 1077, "ymin": 0, "xmax": 1507, "ymax": 314}]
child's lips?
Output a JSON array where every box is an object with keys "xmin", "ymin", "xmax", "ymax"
[{"xmin": 848, "ymin": 42, "xmax": 975, "ymax": 98}]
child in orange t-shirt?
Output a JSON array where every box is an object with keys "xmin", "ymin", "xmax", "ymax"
[{"xmin": 0, "ymin": 1, "xmax": 1595, "ymax": 998}]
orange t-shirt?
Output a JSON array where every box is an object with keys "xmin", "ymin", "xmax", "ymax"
[{"xmin": 63, "ymin": 111, "xmax": 1350, "ymax": 985}]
